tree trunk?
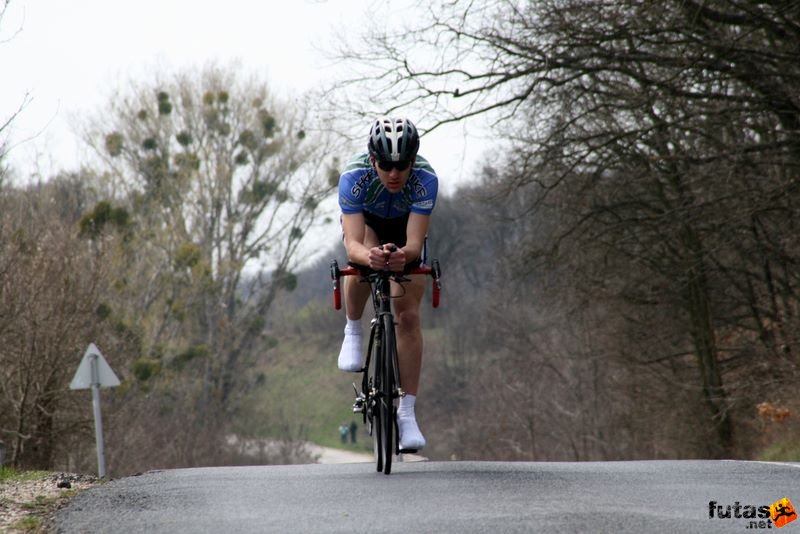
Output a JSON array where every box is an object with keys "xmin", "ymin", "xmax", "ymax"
[{"xmin": 684, "ymin": 228, "xmax": 732, "ymax": 457}]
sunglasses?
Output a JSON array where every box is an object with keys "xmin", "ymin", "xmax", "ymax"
[{"xmin": 376, "ymin": 160, "xmax": 411, "ymax": 172}]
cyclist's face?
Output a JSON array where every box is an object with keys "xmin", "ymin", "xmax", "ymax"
[{"xmin": 372, "ymin": 157, "xmax": 414, "ymax": 193}]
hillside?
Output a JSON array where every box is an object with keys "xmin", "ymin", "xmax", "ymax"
[{"xmin": 238, "ymin": 293, "xmax": 376, "ymax": 454}]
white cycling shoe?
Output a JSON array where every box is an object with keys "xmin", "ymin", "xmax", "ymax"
[
  {"xmin": 337, "ymin": 330, "xmax": 363, "ymax": 372},
  {"xmin": 398, "ymin": 416, "xmax": 426, "ymax": 452}
]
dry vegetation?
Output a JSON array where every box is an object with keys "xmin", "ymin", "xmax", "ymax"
[
  {"xmin": 2, "ymin": 0, "xmax": 799, "ymax": 478},
  {"xmin": 0, "ymin": 470, "xmax": 99, "ymax": 533}
]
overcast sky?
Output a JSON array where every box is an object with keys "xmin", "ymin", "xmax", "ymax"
[
  {"xmin": 0, "ymin": 0, "xmax": 482, "ymax": 194},
  {"xmin": 1, "ymin": 0, "xmax": 485, "ymax": 266}
]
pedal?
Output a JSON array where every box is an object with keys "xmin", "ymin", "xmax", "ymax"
[
  {"xmin": 352, "ymin": 383, "xmax": 366, "ymax": 414},
  {"xmin": 398, "ymin": 448, "xmax": 418, "ymax": 454}
]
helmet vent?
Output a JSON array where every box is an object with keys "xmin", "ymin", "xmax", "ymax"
[{"xmin": 368, "ymin": 116, "xmax": 419, "ymax": 163}]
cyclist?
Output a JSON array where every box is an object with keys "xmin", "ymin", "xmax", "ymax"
[{"xmin": 336, "ymin": 116, "xmax": 439, "ymax": 452}]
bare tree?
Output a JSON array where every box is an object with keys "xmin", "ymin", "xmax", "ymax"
[
  {"xmin": 81, "ymin": 63, "xmax": 336, "ymax": 467},
  {"xmin": 0, "ymin": 0, "xmax": 30, "ymax": 183},
  {"xmin": 327, "ymin": 1, "xmax": 800, "ymax": 458},
  {"xmin": 0, "ymin": 177, "xmax": 129, "ymax": 469}
]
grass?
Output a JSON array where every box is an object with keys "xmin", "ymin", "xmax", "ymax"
[
  {"xmin": 237, "ymin": 315, "xmax": 446, "ymax": 455},
  {"xmin": 12, "ymin": 515, "xmax": 42, "ymax": 532},
  {"xmin": 757, "ymin": 440, "xmax": 800, "ymax": 462},
  {"xmin": 1, "ymin": 469, "xmax": 89, "ymax": 533},
  {"xmin": 14, "ymin": 494, "xmax": 59, "ymax": 531},
  {"xmin": 0, "ymin": 467, "xmax": 49, "ymax": 483},
  {"xmin": 239, "ymin": 331, "xmax": 374, "ymax": 453},
  {"xmin": 1, "ymin": 470, "xmax": 55, "ymax": 533}
]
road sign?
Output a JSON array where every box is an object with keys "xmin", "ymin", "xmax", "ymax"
[
  {"xmin": 70, "ymin": 343, "xmax": 120, "ymax": 478},
  {"xmin": 69, "ymin": 343, "xmax": 120, "ymax": 390}
]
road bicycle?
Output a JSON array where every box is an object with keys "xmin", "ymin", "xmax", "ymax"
[{"xmin": 330, "ymin": 256, "xmax": 441, "ymax": 475}]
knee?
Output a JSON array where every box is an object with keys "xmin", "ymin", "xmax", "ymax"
[{"xmin": 395, "ymin": 308, "xmax": 421, "ymax": 332}]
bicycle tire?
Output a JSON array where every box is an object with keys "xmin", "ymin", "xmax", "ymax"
[
  {"xmin": 369, "ymin": 321, "xmax": 384, "ymax": 473},
  {"xmin": 380, "ymin": 313, "xmax": 398, "ymax": 475},
  {"xmin": 373, "ymin": 406, "xmax": 383, "ymax": 473}
]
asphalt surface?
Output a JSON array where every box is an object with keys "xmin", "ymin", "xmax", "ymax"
[{"xmin": 54, "ymin": 460, "xmax": 800, "ymax": 533}]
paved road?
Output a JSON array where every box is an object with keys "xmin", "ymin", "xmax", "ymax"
[
  {"xmin": 54, "ymin": 460, "xmax": 800, "ymax": 533},
  {"xmin": 307, "ymin": 444, "xmax": 426, "ymax": 464}
]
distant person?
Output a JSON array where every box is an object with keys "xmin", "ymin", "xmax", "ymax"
[
  {"xmin": 339, "ymin": 423, "xmax": 349, "ymax": 444},
  {"xmin": 349, "ymin": 421, "xmax": 358, "ymax": 444},
  {"xmin": 336, "ymin": 117, "xmax": 439, "ymax": 452}
]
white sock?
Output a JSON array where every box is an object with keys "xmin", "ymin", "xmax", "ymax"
[
  {"xmin": 398, "ymin": 394, "xmax": 416, "ymax": 419},
  {"xmin": 344, "ymin": 318, "xmax": 362, "ymax": 335},
  {"xmin": 338, "ymin": 318, "xmax": 364, "ymax": 372}
]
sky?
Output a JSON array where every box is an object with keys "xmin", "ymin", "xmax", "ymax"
[
  {"xmin": 0, "ymin": 0, "xmax": 485, "ymax": 266},
  {"xmin": 0, "ymin": 0, "xmax": 483, "ymax": 192}
]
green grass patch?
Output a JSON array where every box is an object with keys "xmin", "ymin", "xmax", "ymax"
[
  {"xmin": 20, "ymin": 494, "xmax": 59, "ymax": 511},
  {"xmin": 237, "ymin": 331, "xmax": 373, "ymax": 453},
  {"xmin": 236, "ymin": 321, "xmax": 445, "ymax": 455},
  {"xmin": 0, "ymin": 467, "xmax": 49, "ymax": 484},
  {"xmin": 12, "ymin": 515, "xmax": 42, "ymax": 532},
  {"xmin": 757, "ymin": 440, "xmax": 800, "ymax": 462}
]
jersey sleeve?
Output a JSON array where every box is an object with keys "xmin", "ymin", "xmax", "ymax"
[
  {"xmin": 337, "ymin": 154, "xmax": 371, "ymax": 214},
  {"xmin": 409, "ymin": 168, "xmax": 439, "ymax": 216},
  {"xmin": 338, "ymin": 171, "xmax": 363, "ymax": 214}
]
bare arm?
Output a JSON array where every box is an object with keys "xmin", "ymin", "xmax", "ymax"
[
  {"xmin": 402, "ymin": 213, "xmax": 431, "ymax": 263},
  {"xmin": 342, "ymin": 211, "xmax": 430, "ymax": 271},
  {"xmin": 341, "ymin": 212, "xmax": 372, "ymax": 266}
]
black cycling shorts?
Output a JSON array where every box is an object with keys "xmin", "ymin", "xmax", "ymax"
[
  {"xmin": 363, "ymin": 211, "xmax": 410, "ymax": 248},
  {"xmin": 341, "ymin": 211, "xmax": 427, "ymax": 271}
]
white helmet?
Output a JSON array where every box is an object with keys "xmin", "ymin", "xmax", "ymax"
[{"xmin": 367, "ymin": 117, "xmax": 420, "ymax": 162}]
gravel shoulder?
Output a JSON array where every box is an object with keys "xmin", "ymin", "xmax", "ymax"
[{"xmin": 0, "ymin": 473, "xmax": 100, "ymax": 533}]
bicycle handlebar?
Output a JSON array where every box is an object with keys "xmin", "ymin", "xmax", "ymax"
[{"xmin": 330, "ymin": 259, "xmax": 442, "ymax": 310}]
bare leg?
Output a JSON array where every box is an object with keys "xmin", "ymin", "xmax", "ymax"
[
  {"xmin": 342, "ymin": 224, "xmax": 380, "ymax": 321},
  {"xmin": 393, "ymin": 275, "xmax": 427, "ymax": 450},
  {"xmin": 392, "ymin": 276, "xmax": 426, "ymax": 396},
  {"xmin": 337, "ymin": 226, "xmax": 380, "ymax": 372},
  {"xmin": 343, "ymin": 274, "xmax": 370, "ymax": 321}
]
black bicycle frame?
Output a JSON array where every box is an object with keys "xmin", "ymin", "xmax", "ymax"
[
  {"xmin": 366, "ymin": 272, "xmax": 403, "ymax": 399},
  {"xmin": 358, "ymin": 270, "xmax": 400, "ymax": 474},
  {"xmin": 331, "ymin": 259, "xmax": 441, "ymax": 474}
]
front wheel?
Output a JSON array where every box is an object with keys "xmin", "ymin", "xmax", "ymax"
[
  {"xmin": 379, "ymin": 314, "xmax": 398, "ymax": 475},
  {"xmin": 378, "ymin": 379, "xmax": 393, "ymax": 475},
  {"xmin": 372, "ymin": 403, "xmax": 383, "ymax": 473},
  {"xmin": 369, "ymin": 325, "xmax": 384, "ymax": 473}
]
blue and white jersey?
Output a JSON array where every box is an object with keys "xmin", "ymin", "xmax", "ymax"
[{"xmin": 338, "ymin": 153, "xmax": 439, "ymax": 219}]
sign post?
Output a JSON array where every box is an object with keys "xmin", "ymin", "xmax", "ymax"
[{"xmin": 70, "ymin": 343, "xmax": 120, "ymax": 478}]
